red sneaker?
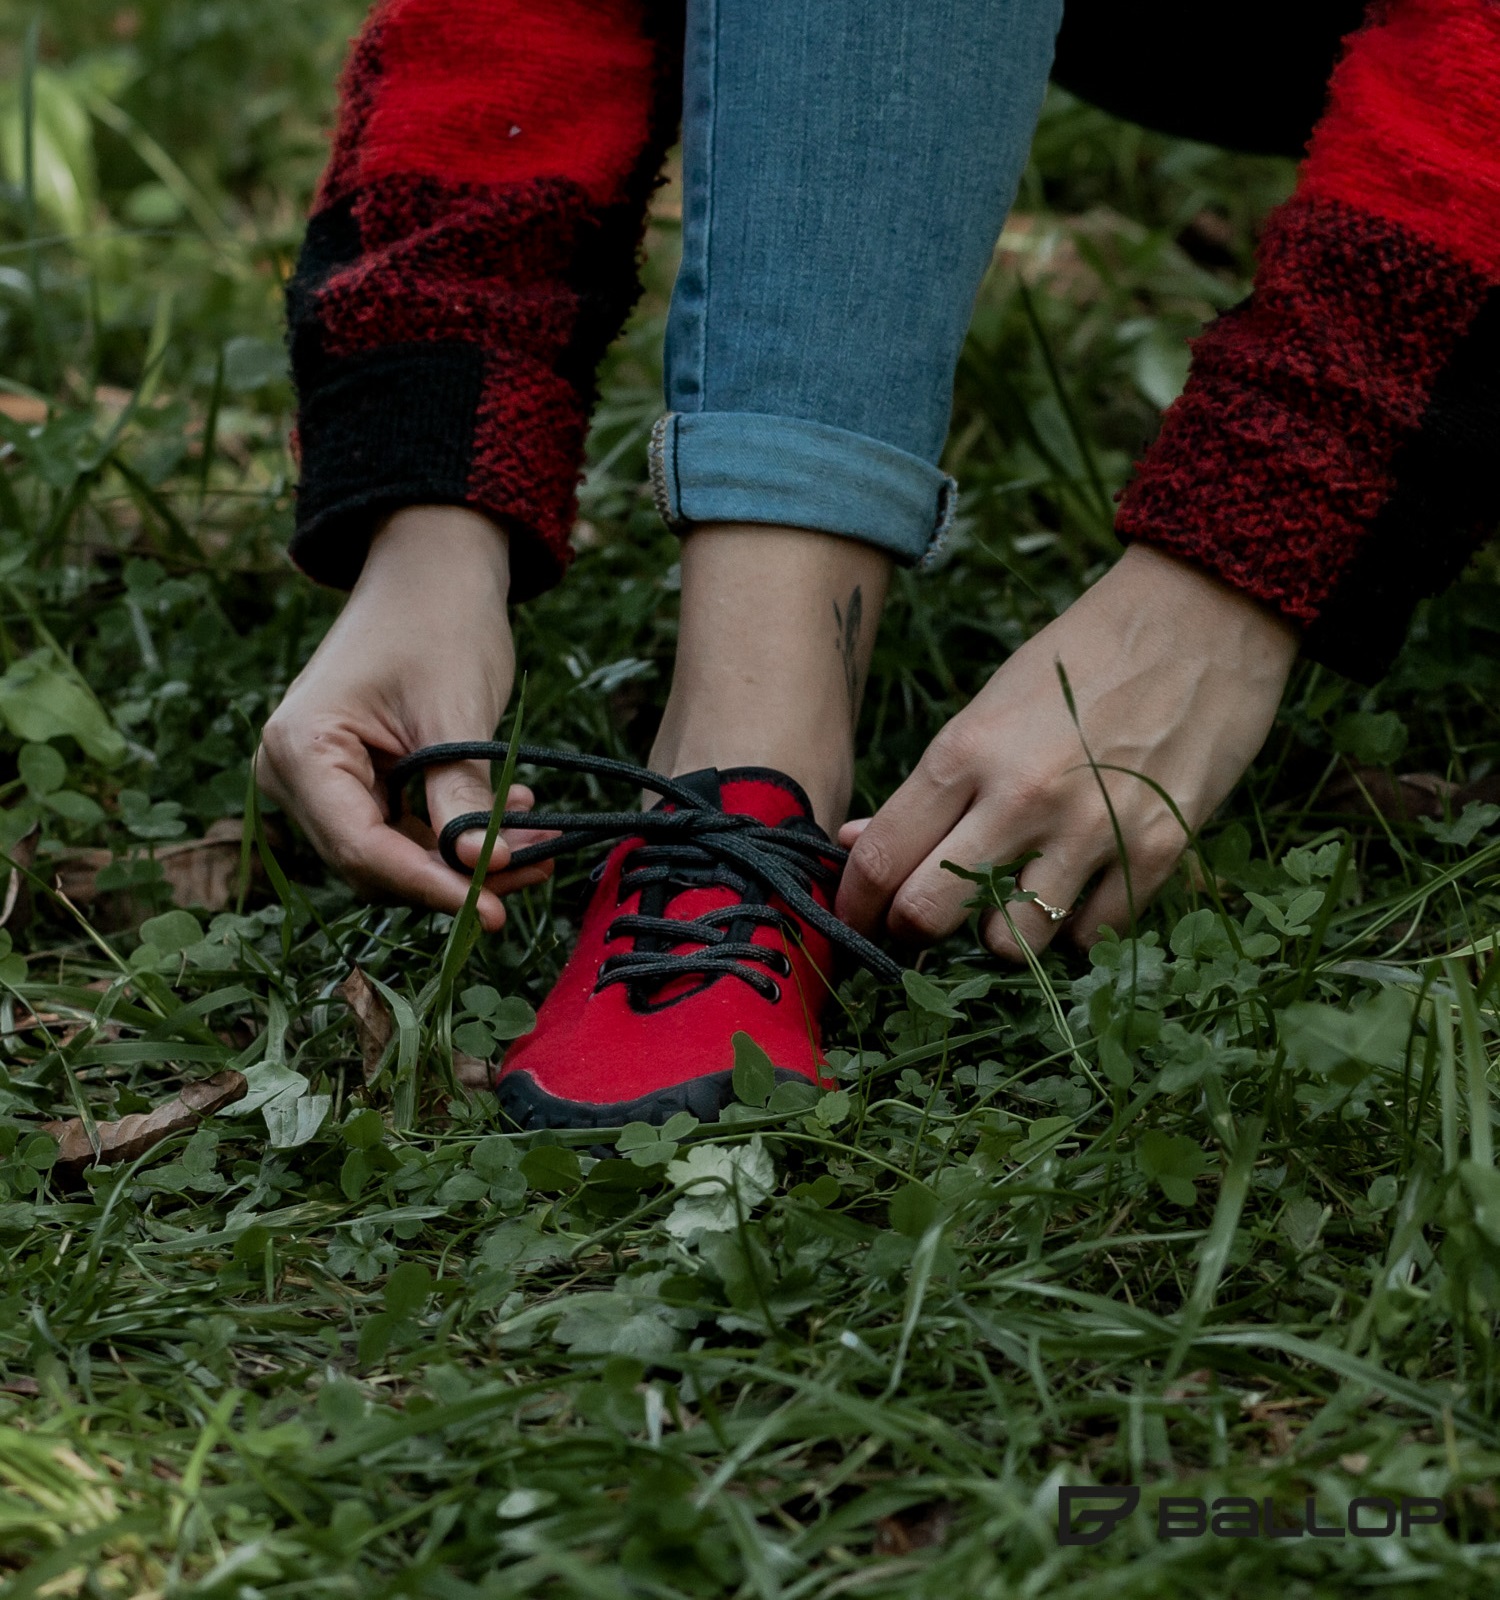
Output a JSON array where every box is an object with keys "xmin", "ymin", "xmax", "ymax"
[{"xmin": 386, "ymin": 745, "xmax": 899, "ymax": 1129}]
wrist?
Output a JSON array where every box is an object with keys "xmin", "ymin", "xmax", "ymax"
[
  {"xmin": 360, "ymin": 505, "xmax": 512, "ymax": 603},
  {"xmin": 1115, "ymin": 543, "xmax": 1299, "ymax": 667}
]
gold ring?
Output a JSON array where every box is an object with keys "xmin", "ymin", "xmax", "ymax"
[{"xmin": 1030, "ymin": 894, "xmax": 1072, "ymax": 924}]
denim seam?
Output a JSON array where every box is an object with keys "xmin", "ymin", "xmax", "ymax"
[
  {"xmin": 673, "ymin": 417, "xmax": 685, "ymax": 518},
  {"xmin": 648, "ymin": 412, "xmax": 680, "ymax": 527},
  {"xmin": 696, "ymin": 0, "xmax": 719, "ymax": 410},
  {"xmin": 917, "ymin": 476, "xmax": 961, "ymax": 569}
]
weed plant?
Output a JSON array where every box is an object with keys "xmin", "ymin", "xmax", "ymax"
[{"xmin": 2, "ymin": 6, "xmax": 1500, "ymax": 1595}]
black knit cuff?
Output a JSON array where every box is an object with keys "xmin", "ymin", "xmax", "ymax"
[{"xmin": 288, "ymin": 340, "xmax": 486, "ymax": 590}]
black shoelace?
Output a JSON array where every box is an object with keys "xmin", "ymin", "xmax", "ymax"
[{"xmin": 387, "ymin": 742, "xmax": 900, "ymax": 1005}]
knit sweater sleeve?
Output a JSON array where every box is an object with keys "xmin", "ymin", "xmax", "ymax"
[
  {"xmin": 1116, "ymin": 0, "xmax": 1500, "ymax": 682},
  {"xmin": 285, "ymin": 0, "xmax": 682, "ymax": 599}
]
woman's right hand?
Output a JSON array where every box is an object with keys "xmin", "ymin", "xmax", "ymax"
[{"xmin": 256, "ymin": 506, "xmax": 553, "ymax": 932}]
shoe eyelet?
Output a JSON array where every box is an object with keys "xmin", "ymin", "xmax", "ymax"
[
  {"xmin": 767, "ymin": 980, "xmax": 783, "ymax": 1004},
  {"xmin": 776, "ymin": 952, "xmax": 793, "ymax": 978}
]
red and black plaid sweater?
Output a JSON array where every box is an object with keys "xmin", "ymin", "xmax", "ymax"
[{"xmin": 288, "ymin": 0, "xmax": 1500, "ymax": 683}]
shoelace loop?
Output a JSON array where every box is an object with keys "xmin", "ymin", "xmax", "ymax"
[{"xmin": 386, "ymin": 741, "xmax": 902, "ymax": 995}]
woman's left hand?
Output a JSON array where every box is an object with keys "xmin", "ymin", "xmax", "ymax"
[{"xmin": 835, "ymin": 544, "xmax": 1299, "ymax": 959}]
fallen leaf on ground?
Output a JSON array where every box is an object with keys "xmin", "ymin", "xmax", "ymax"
[
  {"xmin": 0, "ymin": 825, "xmax": 38, "ymax": 931},
  {"xmin": 1327, "ymin": 764, "xmax": 1500, "ymax": 825},
  {"xmin": 1327, "ymin": 767, "xmax": 1454, "ymax": 822},
  {"xmin": 336, "ymin": 966, "xmax": 393, "ymax": 1084},
  {"xmin": 1163, "ymin": 1368, "xmax": 1214, "ymax": 1402},
  {"xmin": 993, "ymin": 210, "xmax": 1116, "ymax": 301},
  {"xmin": 0, "ymin": 386, "xmax": 153, "ymax": 427},
  {"xmin": 1184, "ymin": 207, "xmax": 1237, "ymax": 253},
  {"xmin": 5, "ymin": 979, "xmax": 116, "ymax": 1049},
  {"xmin": 6, "ymin": 1011, "xmax": 119, "ymax": 1052},
  {"xmin": 454, "ymin": 1052, "xmax": 492, "ymax": 1091},
  {"xmin": 0, "ymin": 394, "xmax": 48, "ymax": 425},
  {"xmin": 44, "ymin": 1069, "xmax": 247, "ymax": 1175},
  {"xmin": 873, "ymin": 1502, "xmax": 957, "ymax": 1555},
  {"xmin": 52, "ymin": 817, "xmax": 264, "ymax": 930},
  {"xmin": 1242, "ymin": 1393, "xmax": 1316, "ymax": 1459}
]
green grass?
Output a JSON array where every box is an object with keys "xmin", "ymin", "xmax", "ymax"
[{"xmin": 4, "ymin": 5, "xmax": 1500, "ymax": 1595}]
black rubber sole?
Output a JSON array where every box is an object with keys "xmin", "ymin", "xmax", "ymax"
[{"xmin": 498, "ymin": 1067, "xmax": 807, "ymax": 1132}]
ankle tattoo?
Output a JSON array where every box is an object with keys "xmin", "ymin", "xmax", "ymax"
[{"xmin": 833, "ymin": 584, "xmax": 865, "ymax": 716}]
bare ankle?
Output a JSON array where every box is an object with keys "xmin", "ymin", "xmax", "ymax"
[{"xmin": 645, "ymin": 521, "xmax": 891, "ymax": 832}]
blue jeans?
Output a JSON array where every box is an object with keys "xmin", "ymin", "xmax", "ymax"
[
  {"xmin": 650, "ymin": 0, "xmax": 1064, "ymax": 568},
  {"xmin": 648, "ymin": 0, "xmax": 1358, "ymax": 569}
]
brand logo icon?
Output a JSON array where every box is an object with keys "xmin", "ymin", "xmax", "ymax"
[{"xmin": 1057, "ymin": 1487, "xmax": 1142, "ymax": 1546}]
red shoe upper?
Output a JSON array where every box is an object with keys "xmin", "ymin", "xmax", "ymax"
[{"xmin": 499, "ymin": 768, "xmax": 839, "ymax": 1124}]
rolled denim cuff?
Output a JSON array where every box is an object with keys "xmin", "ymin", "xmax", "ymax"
[{"xmin": 649, "ymin": 411, "xmax": 957, "ymax": 567}]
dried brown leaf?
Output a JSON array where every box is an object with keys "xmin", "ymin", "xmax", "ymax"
[
  {"xmin": 44, "ymin": 1068, "xmax": 247, "ymax": 1175},
  {"xmin": 8, "ymin": 979, "xmax": 114, "ymax": 1045},
  {"xmin": 872, "ymin": 1502, "xmax": 957, "ymax": 1556},
  {"xmin": 0, "ymin": 394, "xmax": 47, "ymax": 425},
  {"xmin": 1185, "ymin": 207, "xmax": 1237, "ymax": 253},
  {"xmin": 0, "ymin": 824, "xmax": 38, "ymax": 932},
  {"xmin": 1326, "ymin": 766, "xmax": 1455, "ymax": 823},
  {"xmin": 337, "ymin": 966, "xmax": 393, "ymax": 1084},
  {"xmin": 1163, "ymin": 1368, "xmax": 1213, "ymax": 1402},
  {"xmin": 993, "ymin": 210, "xmax": 1110, "ymax": 301},
  {"xmin": 53, "ymin": 817, "xmax": 260, "ymax": 930},
  {"xmin": 6, "ymin": 1011, "xmax": 120, "ymax": 1051},
  {"xmin": 1325, "ymin": 764, "xmax": 1500, "ymax": 826},
  {"xmin": 454, "ymin": 1052, "xmax": 492, "ymax": 1091}
]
